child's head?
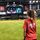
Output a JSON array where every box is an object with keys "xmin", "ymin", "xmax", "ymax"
[{"xmin": 27, "ymin": 10, "xmax": 35, "ymax": 20}]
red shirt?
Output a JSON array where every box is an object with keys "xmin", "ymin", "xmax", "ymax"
[{"xmin": 23, "ymin": 19, "xmax": 37, "ymax": 40}]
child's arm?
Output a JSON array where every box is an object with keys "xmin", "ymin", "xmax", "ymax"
[
  {"xmin": 23, "ymin": 19, "xmax": 27, "ymax": 40},
  {"xmin": 23, "ymin": 20, "xmax": 27, "ymax": 31}
]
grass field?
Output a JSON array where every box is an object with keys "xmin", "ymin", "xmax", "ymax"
[{"xmin": 0, "ymin": 19, "xmax": 40, "ymax": 40}]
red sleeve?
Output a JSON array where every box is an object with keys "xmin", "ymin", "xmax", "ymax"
[{"xmin": 23, "ymin": 19, "xmax": 27, "ymax": 31}]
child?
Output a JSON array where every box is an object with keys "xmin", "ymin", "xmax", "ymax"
[{"xmin": 23, "ymin": 10, "xmax": 37, "ymax": 40}]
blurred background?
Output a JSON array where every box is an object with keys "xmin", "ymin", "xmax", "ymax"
[{"xmin": 0, "ymin": 0, "xmax": 40, "ymax": 20}]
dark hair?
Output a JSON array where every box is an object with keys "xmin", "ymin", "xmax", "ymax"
[{"xmin": 27, "ymin": 10, "xmax": 35, "ymax": 19}]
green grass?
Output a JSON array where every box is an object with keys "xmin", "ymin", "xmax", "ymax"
[
  {"xmin": 0, "ymin": 19, "xmax": 40, "ymax": 40},
  {"xmin": 37, "ymin": 19, "xmax": 40, "ymax": 40}
]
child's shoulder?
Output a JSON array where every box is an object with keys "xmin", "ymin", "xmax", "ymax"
[
  {"xmin": 24, "ymin": 19, "xmax": 27, "ymax": 21},
  {"xmin": 24, "ymin": 19, "xmax": 28, "ymax": 23}
]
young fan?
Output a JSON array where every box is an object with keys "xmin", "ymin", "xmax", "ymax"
[{"xmin": 23, "ymin": 10, "xmax": 37, "ymax": 40}]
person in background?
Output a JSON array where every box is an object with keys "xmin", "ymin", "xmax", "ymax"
[
  {"xmin": 23, "ymin": 10, "xmax": 37, "ymax": 40},
  {"xmin": 6, "ymin": 2, "xmax": 10, "ymax": 7},
  {"xmin": 23, "ymin": 6, "xmax": 29, "ymax": 14},
  {"xmin": 12, "ymin": 2, "xmax": 16, "ymax": 7}
]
